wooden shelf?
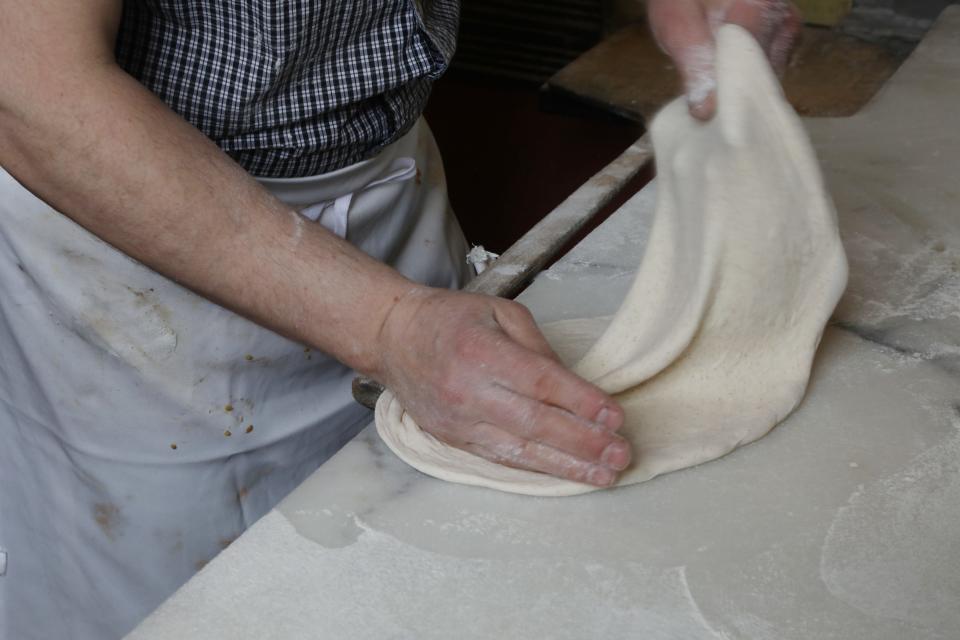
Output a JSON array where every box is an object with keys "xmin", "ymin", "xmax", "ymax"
[{"xmin": 545, "ymin": 23, "xmax": 907, "ymax": 123}]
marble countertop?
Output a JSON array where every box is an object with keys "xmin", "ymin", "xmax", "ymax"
[{"xmin": 128, "ymin": 9, "xmax": 960, "ymax": 639}]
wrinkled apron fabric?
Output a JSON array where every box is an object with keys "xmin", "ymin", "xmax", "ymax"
[{"xmin": 0, "ymin": 119, "xmax": 469, "ymax": 639}]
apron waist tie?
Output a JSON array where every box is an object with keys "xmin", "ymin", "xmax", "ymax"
[{"xmin": 299, "ymin": 157, "xmax": 418, "ymax": 238}]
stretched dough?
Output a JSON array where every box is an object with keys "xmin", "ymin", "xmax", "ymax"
[{"xmin": 375, "ymin": 25, "xmax": 848, "ymax": 496}]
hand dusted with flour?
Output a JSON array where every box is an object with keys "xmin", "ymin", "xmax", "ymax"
[
  {"xmin": 649, "ymin": 0, "xmax": 802, "ymax": 118},
  {"xmin": 375, "ymin": 25, "xmax": 848, "ymax": 496}
]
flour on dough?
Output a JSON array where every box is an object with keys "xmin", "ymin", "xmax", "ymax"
[{"xmin": 375, "ymin": 25, "xmax": 848, "ymax": 496}]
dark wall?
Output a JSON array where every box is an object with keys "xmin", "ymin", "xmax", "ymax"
[
  {"xmin": 857, "ymin": 0, "xmax": 959, "ymax": 19},
  {"xmin": 896, "ymin": 0, "xmax": 956, "ymax": 19}
]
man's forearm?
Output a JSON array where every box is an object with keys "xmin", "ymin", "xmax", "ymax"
[{"xmin": 0, "ymin": 60, "xmax": 415, "ymax": 376}]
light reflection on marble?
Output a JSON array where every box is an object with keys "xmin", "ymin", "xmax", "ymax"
[{"xmin": 128, "ymin": 10, "xmax": 960, "ymax": 640}]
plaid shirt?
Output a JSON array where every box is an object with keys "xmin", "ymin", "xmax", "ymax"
[{"xmin": 115, "ymin": 1, "xmax": 459, "ymax": 177}]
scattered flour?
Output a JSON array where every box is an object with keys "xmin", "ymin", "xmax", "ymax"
[{"xmin": 820, "ymin": 419, "xmax": 960, "ymax": 634}]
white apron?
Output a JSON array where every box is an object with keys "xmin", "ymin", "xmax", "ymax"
[{"xmin": 0, "ymin": 119, "xmax": 470, "ymax": 639}]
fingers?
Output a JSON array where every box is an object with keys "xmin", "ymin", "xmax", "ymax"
[
  {"xmin": 382, "ymin": 289, "xmax": 632, "ymax": 487},
  {"xmin": 768, "ymin": 3, "xmax": 802, "ymax": 74},
  {"xmin": 494, "ymin": 341, "xmax": 625, "ymax": 432},
  {"xmin": 724, "ymin": 0, "xmax": 803, "ymax": 74},
  {"xmin": 724, "ymin": 0, "xmax": 801, "ymax": 73},
  {"xmin": 490, "ymin": 300, "xmax": 624, "ymax": 430},
  {"xmin": 481, "ymin": 383, "xmax": 632, "ymax": 469},
  {"xmin": 454, "ymin": 422, "xmax": 621, "ymax": 487},
  {"xmin": 649, "ymin": 0, "xmax": 802, "ymax": 119},
  {"xmin": 462, "ymin": 299, "xmax": 632, "ymax": 484},
  {"xmin": 649, "ymin": 0, "xmax": 718, "ymax": 119},
  {"xmin": 726, "ymin": 0, "xmax": 781, "ymax": 46}
]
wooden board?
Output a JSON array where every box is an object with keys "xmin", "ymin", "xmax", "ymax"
[
  {"xmin": 546, "ymin": 23, "xmax": 906, "ymax": 123},
  {"xmin": 795, "ymin": 0, "xmax": 852, "ymax": 26}
]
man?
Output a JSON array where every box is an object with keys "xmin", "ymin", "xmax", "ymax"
[{"xmin": 0, "ymin": 0, "xmax": 799, "ymax": 637}]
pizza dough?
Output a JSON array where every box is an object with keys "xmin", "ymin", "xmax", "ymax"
[{"xmin": 375, "ymin": 25, "xmax": 848, "ymax": 496}]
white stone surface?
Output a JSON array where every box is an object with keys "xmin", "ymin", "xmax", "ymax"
[{"xmin": 128, "ymin": 9, "xmax": 960, "ymax": 639}]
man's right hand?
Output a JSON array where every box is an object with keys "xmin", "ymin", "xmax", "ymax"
[{"xmin": 373, "ymin": 287, "xmax": 631, "ymax": 487}]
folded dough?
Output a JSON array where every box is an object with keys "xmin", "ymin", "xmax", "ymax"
[{"xmin": 375, "ymin": 25, "xmax": 848, "ymax": 496}]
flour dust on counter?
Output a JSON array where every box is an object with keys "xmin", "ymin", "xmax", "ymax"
[{"xmin": 376, "ymin": 25, "xmax": 849, "ymax": 496}]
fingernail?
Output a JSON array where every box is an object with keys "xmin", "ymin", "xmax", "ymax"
[
  {"xmin": 594, "ymin": 406, "xmax": 621, "ymax": 431},
  {"xmin": 587, "ymin": 466, "xmax": 615, "ymax": 487},
  {"xmin": 687, "ymin": 86, "xmax": 713, "ymax": 109},
  {"xmin": 685, "ymin": 72, "xmax": 717, "ymax": 121},
  {"xmin": 595, "ymin": 407, "xmax": 610, "ymax": 426},
  {"xmin": 687, "ymin": 91, "xmax": 717, "ymax": 120},
  {"xmin": 601, "ymin": 441, "xmax": 630, "ymax": 470},
  {"xmin": 683, "ymin": 44, "xmax": 716, "ymax": 117}
]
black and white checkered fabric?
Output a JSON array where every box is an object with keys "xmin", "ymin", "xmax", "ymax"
[{"xmin": 115, "ymin": 1, "xmax": 459, "ymax": 177}]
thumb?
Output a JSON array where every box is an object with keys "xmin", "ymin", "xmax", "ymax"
[
  {"xmin": 491, "ymin": 301, "xmax": 562, "ymax": 362},
  {"xmin": 649, "ymin": 0, "xmax": 718, "ymax": 119}
]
